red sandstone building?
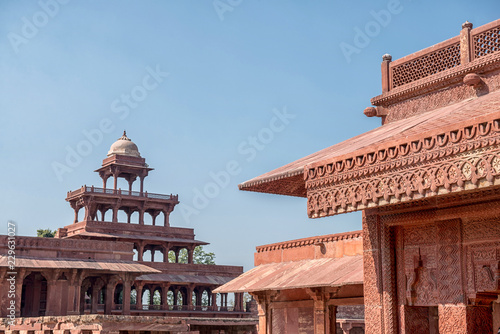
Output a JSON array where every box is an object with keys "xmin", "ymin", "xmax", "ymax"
[
  {"xmin": 0, "ymin": 133, "xmax": 257, "ymax": 333},
  {"xmin": 218, "ymin": 19, "xmax": 500, "ymax": 333}
]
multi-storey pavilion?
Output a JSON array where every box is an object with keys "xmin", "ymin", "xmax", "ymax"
[
  {"xmin": 0, "ymin": 133, "xmax": 257, "ymax": 334},
  {"xmin": 225, "ymin": 19, "xmax": 500, "ymax": 333}
]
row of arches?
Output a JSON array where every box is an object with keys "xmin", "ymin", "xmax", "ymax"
[
  {"xmin": 133, "ymin": 244, "xmax": 194, "ymax": 263},
  {"xmin": 19, "ymin": 271, "xmax": 245, "ymax": 317},
  {"xmin": 73, "ymin": 205, "xmax": 170, "ymax": 226}
]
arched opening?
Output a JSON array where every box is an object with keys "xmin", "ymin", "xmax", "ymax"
[
  {"xmin": 130, "ymin": 210, "xmax": 139, "ymax": 224},
  {"xmin": 130, "ymin": 288, "xmax": 137, "ymax": 308},
  {"xmin": 192, "ymin": 290, "xmax": 197, "ymax": 310},
  {"xmin": 114, "ymin": 284, "xmax": 123, "ymax": 308},
  {"xmin": 178, "ymin": 248, "xmax": 188, "ymax": 264},
  {"xmin": 177, "ymin": 290, "xmax": 184, "ymax": 310},
  {"xmin": 158, "ymin": 211, "xmax": 167, "ymax": 226},
  {"xmin": 168, "ymin": 250, "xmax": 176, "ymax": 263},
  {"xmin": 142, "ymin": 289, "xmax": 151, "ymax": 310},
  {"xmin": 201, "ymin": 290, "xmax": 210, "ymax": 310},
  {"xmin": 167, "ymin": 290, "xmax": 175, "ymax": 310},
  {"xmin": 153, "ymin": 248, "xmax": 164, "ymax": 262},
  {"xmin": 117, "ymin": 209, "xmax": 128, "ymax": 223},
  {"xmin": 153, "ymin": 289, "xmax": 162, "ymax": 310},
  {"xmin": 143, "ymin": 211, "xmax": 153, "ymax": 225},
  {"xmin": 143, "ymin": 250, "xmax": 152, "ymax": 262},
  {"xmin": 116, "ymin": 178, "xmax": 130, "ymax": 193},
  {"xmin": 21, "ymin": 272, "xmax": 47, "ymax": 317},
  {"xmin": 133, "ymin": 248, "xmax": 138, "ymax": 261}
]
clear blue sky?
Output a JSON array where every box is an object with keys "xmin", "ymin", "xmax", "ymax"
[{"xmin": 1, "ymin": 1, "xmax": 498, "ymax": 270}]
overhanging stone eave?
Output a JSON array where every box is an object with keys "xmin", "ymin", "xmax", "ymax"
[{"xmin": 305, "ymin": 112, "xmax": 500, "ymax": 218}]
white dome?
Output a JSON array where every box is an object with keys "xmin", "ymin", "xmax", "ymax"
[{"xmin": 107, "ymin": 131, "xmax": 141, "ymax": 157}]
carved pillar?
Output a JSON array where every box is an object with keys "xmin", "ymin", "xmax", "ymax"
[
  {"xmin": 362, "ymin": 211, "xmax": 384, "ymax": 334},
  {"xmin": 163, "ymin": 243, "xmax": 170, "ymax": 263},
  {"xmin": 67, "ymin": 270, "xmax": 82, "ymax": 315},
  {"xmin": 45, "ymin": 272, "xmax": 60, "ymax": 316},
  {"xmin": 307, "ymin": 288, "xmax": 327, "ymax": 334},
  {"xmin": 381, "ymin": 222, "xmax": 397, "ymax": 334},
  {"xmin": 175, "ymin": 249, "xmax": 180, "ymax": 263},
  {"xmin": 140, "ymin": 175, "xmax": 145, "ymax": 194},
  {"xmin": 104, "ymin": 281, "xmax": 115, "ymax": 315},
  {"xmin": 13, "ymin": 269, "xmax": 26, "ymax": 318},
  {"xmin": 161, "ymin": 284, "xmax": 170, "ymax": 310},
  {"xmin": 460, "ymin": 21, "xmax": 473, "ymax": 64},
  {"xmin": 135, "ymin": 283, "xmax": 144, "ymax": 310},
  {"xmin": 211, "ymin": 292, "xmax": 218, "ymax": 311},
  {"xmin": 187, "ymin": 285, "xmax": 194, "ymax": 310},
  {"xmin": 329, "ymin": 305, "xmax": 337, "ymax": 334},
  {"xmin": 151, "ymin": 210, "xmax": 160, "ymax": 226},
  {"xmin": 164, "ymin": 208, "xmax": 170, "ymax": 227},
  {"xmin": 151, "ymin": 249, "xmax": 155, "ymax": 262},
  {"xmin": 139, "ymin": 208, "xmax": 145, "ymax": 225},
  {"xmin": 251, "ymin": 293, "xmax": 274, "ymax": 334},
  {"xmin": 187, "ymin": 246, "xmax": 194, "ymax": 264},
  {"xmin": 137, "ymin": 242, "xmax": 144, "ymax": 262},
  {"xmin": 122, "ymin": 279, "xmax": 132, "ymax": 315},
  {"xmin": 381, "ymin": 53, "xmax": 392, "ymax": 93},
  {"xmin": 91, "ymin": 286, "xmax": 99, "ymax": 314}
]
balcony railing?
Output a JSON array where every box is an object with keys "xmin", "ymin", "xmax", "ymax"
[{"xmin": 67, "ymin": 186, "xmax": 178, "ymax": 201}]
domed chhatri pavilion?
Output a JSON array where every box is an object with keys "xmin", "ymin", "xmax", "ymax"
[{"xmin": 0, "ymin": 133, "xmax": 258, "ymax": 334}]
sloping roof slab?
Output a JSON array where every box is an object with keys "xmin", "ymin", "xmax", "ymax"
[
  {"xmin": 0, "ymin": 256, "xmax": 160, "ymax": 274},
  {"xmin": 240, "ymin": 89, "xmax": 500, "ymax": 218},
  {"xmin": 213, "ymin": 255, "xmax": 363, "ymax": 293}
]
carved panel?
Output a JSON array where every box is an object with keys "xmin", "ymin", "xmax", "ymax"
[
  {"xmin": 463, "ymin": 217, "xmax": 500, "ymax": 241},
  {"xmin": 437, "ymin": 220, "xmax": 463, "ymax": 304},
  {"xmin": 401, "ymin": 305, "xmax": 431, "ymax": 334},
  {"xmin": 439, "ymin": 304, "xmax": 467, "ymax": 334},
  {"xmin": 468, "ymin": 242, "xmax": 500, "ymax": 293}
]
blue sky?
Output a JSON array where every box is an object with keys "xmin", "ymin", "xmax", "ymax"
[{"xmin": 1, "ymin": 1, "xmax": 498, "ymax": 270}]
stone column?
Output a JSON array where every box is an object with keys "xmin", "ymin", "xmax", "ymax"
[
  {"xmin": 140, "ymin": 175, "xmax": 145, "ymax": 194},
  {"xmin": 91, "ymin": 284, "xmax": 99, "ymax": 314},
  {"xmin": 187, "ymin": 246, "xmax": 194, "ymax": 264},
  {"xmin": 45, "ymin": 272, "xmax": 60, "ymax": 316},
  {"xmin": 211, "ymin": 292, "xmax": 218, "ymax": 311},
  {"xmin": 139, "ymin": 208, "xmax": 145, "ymax": 225},
  {"xmin": 252, "ymin": 293, "xmax": 271, "ymax": 334},
  {"xmin": 67, "ymin": 270, "xmax": 83, "ymax": 315},
  {"xmin": 137, "ymin": 242, "xmax": 144, "ymax": 262},
  {"xmin": 381, "ymin": 54, "xmax": 392, "ymax": 93},
  {"xmin": 307, "ymin": 288, "xmax": 327, "ymax": 334},
  {"xmin": 104, "ymin": 281, "xmax": 114, "ymax": 315},
  {"xmin": 380, "ymin": 222, "xmax": 397, "ymax": 334},
  {"xmin": 362, "ymin": 211, "xmax": 384, "ymax": 334},
  {"xmin": 135, "ymin": 284, "xmax": 144, "ymax": 310},
  {"xmin": 329, "ymin": 305, "xmax": 337, "ymax": 334},
  {"xmin": 122, "ymin": 279, "xmax": 132, "ymax": 315},
  {"xmin": 460, "ymin": 21, "xmax": 473, "ymax": 64},
  {"xmin": 187, "ymin": 285, "xmax": 194, "ymax": 310}
]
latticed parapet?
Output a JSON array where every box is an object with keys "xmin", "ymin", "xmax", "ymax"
[{"xmin": 370, "ymin": 19, "xmax": 500, "ymax": 123}]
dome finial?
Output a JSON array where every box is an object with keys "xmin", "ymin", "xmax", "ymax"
[{"xmin": 118, "ymin": 131, "xmax": 131, "ymax": 141}]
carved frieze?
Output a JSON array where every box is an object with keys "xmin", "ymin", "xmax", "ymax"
[{"xmin": 306, "ymin": 116, "xmax": 500, "ymax": 218}]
